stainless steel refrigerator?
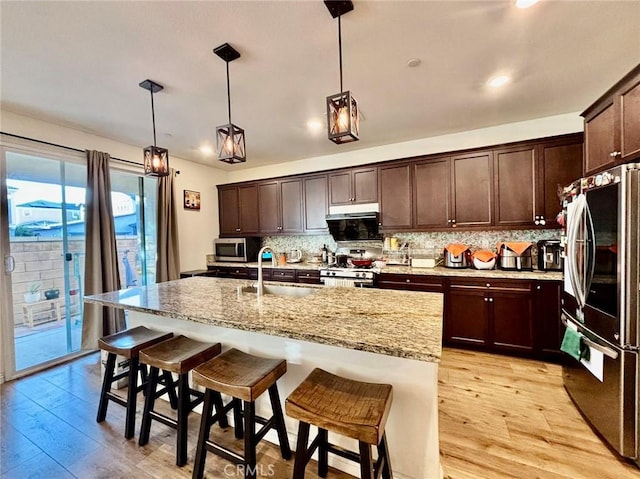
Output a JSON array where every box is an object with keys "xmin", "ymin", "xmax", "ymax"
[{"xmin": 562, "ymin": 163, "xmax": 639, "ymax": 463}]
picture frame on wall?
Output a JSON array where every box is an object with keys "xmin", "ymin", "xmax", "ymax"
[{"xmin": 183, "ymin": 190, "xmax": 201, "ymax": 210}]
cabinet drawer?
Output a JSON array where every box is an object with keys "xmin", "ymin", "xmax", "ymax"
[
  {"xmin": 296, "ymin": 270, "xmax": 321, "ymax": 284},
  {"xmin": 269, "ymin": 269, "xmax": 296, "ymax": 282},
  {"xmin": 449, "ymin": 278, "xmax": 532, "ymax": 293},
  {"xmin": 376, "ymin": 273, "xmax": 443, "ymax": 292}
]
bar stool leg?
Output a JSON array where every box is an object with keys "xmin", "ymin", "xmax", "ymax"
[
  {"xmin": 378, "ymin": 432, "xmax": 393, "ymax": 479},
  {"xmin": 163, "ymin": 370, "xmax": 178, "ymax": 409},
  {"xmin": 358, "ymin": 441, "xmax": 374, "ymax": 479},
  {"xmin": 318, "ymin": 428, "xmax": 329, "ymax": 477},
  {"xmin": 233, "ymin": 398, "xmax": 244, "ymax": 439},
  {"xmin": 268, "ymin": 384, "xmax": 292, "ymax": 460},
  {"xmin": 243, "ymin": 400, "xmax": 257, "ymax": 479},
  {"xmin": 125, "ymin": 357, "xmax": 140, "ymax": 439},
  {"xmin": 210, "ymin": 390, "xmax": 229, "ymax": 428},
  {"xmin": 292, "ymin": 421, "xmax": 310, "ymax": 479},
  {"xmin": 97, "ymin": 352, "xmax": 116, "ymax": 423},
  {"xmin": 176, "ymin": 373, "xmax": 190, "ymax": 466},
  {"xmin": 138, "ymin": 366, "xmax": 160, "ymax": 446},
  {"xmin": 193, "ymin": 389, "xmax": 214, "ymax": 479}
]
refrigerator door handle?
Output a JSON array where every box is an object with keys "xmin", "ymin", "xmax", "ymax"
[
  {"xmin": 584, "ymin": 202, "xmax": 596, "ymax": 302},
  {"xmin": 582, "ymin": 337, "xmax": 619, "ymax": 360},
  {"xmin": 567, "ymin": 195, "xmax": 587, "ymax": 308}
]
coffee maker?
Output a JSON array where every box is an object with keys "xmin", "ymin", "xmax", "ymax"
[{"xmin": 536, "ymin": 240, "xmax": 563, "ymax": 271}]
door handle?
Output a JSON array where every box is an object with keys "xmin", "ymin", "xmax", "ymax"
[
  {"xmin": 582, "ymin": 337, "xmax": 619, "ymax": 360},
  {"xmin": 4, "ymin": 255, "xmax": 15, "ymax": 273}
]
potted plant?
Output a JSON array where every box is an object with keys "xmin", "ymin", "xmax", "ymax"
[{"xmin": 24, "ymin": 283, "xmax": 41, "ymax": 303}]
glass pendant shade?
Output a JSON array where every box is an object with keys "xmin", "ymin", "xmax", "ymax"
[
  {"xmin": 143, "ymin": 145, "xmax": 169, "ymax": 177},
  {"xmin": 327, "ymin": 90, "xmax": 359, "ymax": 144},
  {"xmin": 216, "ymin": 123, "xmax": 246, "ymax": 164}
]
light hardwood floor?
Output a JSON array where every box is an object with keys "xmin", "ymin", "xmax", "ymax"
[{"xmin": 1, "ymin": 349, "xmax": 639, "ymax": 478}]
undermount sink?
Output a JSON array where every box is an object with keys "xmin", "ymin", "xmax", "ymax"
[{"xmin": 239, "ymin": 284, "xmax": 318, "ymax": 298}]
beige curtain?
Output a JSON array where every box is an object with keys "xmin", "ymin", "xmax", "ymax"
[
  {"xmin": 156, "ymin": 168, "xmax": 180, "ymax": 282},
  {"xmin": 81, "ymin": 150, "xmax": 125, "ymax": 350}
]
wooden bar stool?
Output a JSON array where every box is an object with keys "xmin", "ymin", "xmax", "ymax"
[
  {"xmin": 285, "ymin": 368, "xmax": 393, "ymax": 479},
  {"xmin": 191, "ymin": 348, "xmax": 292, "ymax": 479},
  {"xmin": 138, "ymin": 335, "xmax": 224, "ymax": 466},
  {"xmin": 97, "ymin": 326, "xmax": 175, "ymax": 439}
]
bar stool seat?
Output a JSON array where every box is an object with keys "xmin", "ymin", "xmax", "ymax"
[
  {"xmin": 191, "ymin": 348, "xmax": 292, "ymax": 479},
  {"xmin": 138, "ymin": 335, "xmax": 223, "ymax": 467},
  {"xmin": 286, "ymin": 368, "xmax": 394, "ymax": 479},
  {"xmin": 97, "ymin": 326, "xmax": 174, "ymax": 439}
]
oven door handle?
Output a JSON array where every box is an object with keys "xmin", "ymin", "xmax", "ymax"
[{"xmin": 561, "ymin": 314, "xmax": 619, "ymax": 360}]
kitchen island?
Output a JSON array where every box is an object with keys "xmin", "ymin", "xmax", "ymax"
[{"xmin": 85, "ymin": 276, "xmax": 443, "ymax": 479}]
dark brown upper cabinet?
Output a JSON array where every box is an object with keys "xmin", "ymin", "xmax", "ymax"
[
  {"xmin": 583, "ymin": 64, "xmax": 640, "ymax": 175},
  {"xmin": 451, "ymin": 151, "xmax": 493, "ymax": 228},
  {"xmin": 413, "ymin": 157, "xmax": 451, "ymax": 230},
  {"xmin": 379, "ymin": 162, "xmax": 412, "ymax": 230},
  {"xmin": 493, "ymin": 145, "xmax": 536, "ymax": 228},
  {"xmin": 303, "ymin": 174, "xmax": 329, "ymax": 233},
  {"xmin": 329, "ymin": 166, "xmax": 378, "ymax": 206},
  {"xmin": 258, "ymin": 178, "xmax": 304, "ymax": 235},
  {"xmin": 218, "ymin": 184, "xmax": 259, "ymax": 237},
  {"xmin": 536, "ymin": 136, "xmax": 583, "ymax": 227}
]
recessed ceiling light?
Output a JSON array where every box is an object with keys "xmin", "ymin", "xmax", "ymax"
[
  {"xmin": 487, "ymin": 75, "xmax": 511, "ymax": 88},
  {"xmin": 407, "ymin": 58, "xmax": 421, "ymax": 68},
  {"xmin": 515, "ymin": 0, "xmax": 539, "ymax": 8},
  {"xmin": 307, "ymin": 119, "xmax": 323, "ymax": 132},
  {"xmin": 199, "ymin": 145, "xmax": 214, "ymax": 155}
]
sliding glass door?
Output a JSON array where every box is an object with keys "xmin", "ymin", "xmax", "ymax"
[{"xmin": 1, "ymin": 144, "xmax": 157, "ymax": 380}]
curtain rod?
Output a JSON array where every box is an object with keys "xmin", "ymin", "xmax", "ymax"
[{"xmin": 0, "ymin": 131, "xmax": 180, "ymax": 174}]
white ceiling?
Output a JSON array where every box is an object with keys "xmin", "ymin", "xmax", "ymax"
[{"xmin": 2, "ymin": 1, "xmax": 639, "ymax": 171}]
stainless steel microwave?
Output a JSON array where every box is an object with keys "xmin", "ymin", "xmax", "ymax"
[{"xmin": 213, "ymin": 237, "xmax": 260, "ymax": 263}]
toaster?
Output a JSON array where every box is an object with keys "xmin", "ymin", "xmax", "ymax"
[{"xmin": 537, "ymin": 240, "xmax": 563, "ymax": 271}]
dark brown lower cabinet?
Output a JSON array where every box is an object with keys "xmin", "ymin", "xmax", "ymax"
[
  {"xmin": 445, "ymin": 288, "xmax": 489, "ymax": 348},
  {"xmin": 375, "ymin": 273, "xmax": 443, "ymax": 292},
  {"xmin": 534, "ymin": 281, "xmax": 563, "ymax": 361},
  {"xmin": 269, "ymin": 269, "xmax": 296, "ymax": 282},
  {"xmin": 444, "ymin": 278, "xmax": 559, "ymax": 359},
  {"xmin": 296, "ymin": 270, "xmax": 321, "ymax": 284}
]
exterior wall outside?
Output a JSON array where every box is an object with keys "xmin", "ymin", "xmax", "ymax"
[{"xmin": 9, "ymin": 237, "xmax": 137, "ymax": 326}]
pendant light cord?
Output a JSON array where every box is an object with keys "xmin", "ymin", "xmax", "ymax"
[
  {"xmin": 226, "ymin": 61, "xmax": 232, "ymax": 124},
  {"xmin": 149, "ymin": 89, "xmax": 157, "ymax": 147},
  {"xmin": 338, "ymin": 15, "xmax": 343, "ymax": 92}
]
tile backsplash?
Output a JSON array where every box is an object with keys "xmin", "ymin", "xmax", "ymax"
[{"xmin": 262, "ymin": 229, "xmax": 560, "ymax": 259}]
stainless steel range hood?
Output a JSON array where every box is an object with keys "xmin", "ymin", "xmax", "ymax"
[{"xmin": 326, "ymin": 203, "xmax": 382, "ymax": 242}]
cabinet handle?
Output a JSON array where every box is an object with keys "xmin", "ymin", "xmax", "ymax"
[
  {"xmin": 536, "ymin": 285, "xmax": 541, "ymax": 290},
  {"xmin": 539, "ymin": 218, "xmax": 546, "ymax": 226},
  {"xmin": 486, "ymin": 283, "xmax": 491, "ymax": 288},
  {"xmin": 236, "ymin": 228, "xmax": 241, "ymax": 232},
  {"xmin": 610, "ymin": 151, "xmax": 621, "ymax": 157},
  {"xmin": 484, "ymin": 298, "xmax": 488, "ymax": 302},
  {"xmin": 406, "ymin": 279, "xmax": 411, "ymax": 283},
  {"xmin": 534, "ymin": 219, "xmax": 540, "ymax": 225},
  {"xmin": 489, "ymin": 298, "xmax": 494, "ymax": 302}
]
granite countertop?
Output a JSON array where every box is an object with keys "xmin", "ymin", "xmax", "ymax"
[
  {"xmin": 85, "ymin": 277, "xmax": 443, "ymax": 363},
  {"xmin": 204, "ymin": 259, "xmax": 562, "ymax": 281}
]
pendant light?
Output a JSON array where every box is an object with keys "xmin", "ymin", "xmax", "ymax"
[
  {"xmin": 139, "ymin": 79, "xmax": 169, "ymax": 177},
  {"xmin": 214, "ymin": 43, "xmax": 246, "ymax": 164},
  {"xmin": 325, "ymin": 0, "xmax": 359, "ymax": 144}
]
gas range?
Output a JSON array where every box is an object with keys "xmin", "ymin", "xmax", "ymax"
[{"xmin": 319, "ymin": 266, "xmax": 379, "ymax": 285}]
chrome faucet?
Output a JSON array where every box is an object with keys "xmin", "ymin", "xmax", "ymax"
[{"xmin": 257, "ymin": 246, "xmax": 276, "ymax": 297}]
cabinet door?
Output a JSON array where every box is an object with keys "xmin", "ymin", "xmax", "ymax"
[
  {"xmin": 379, "ymin": 163, "xmax": 412, "ymax": 230},
  {"xmin": 238, "ymin": 184, "xmax": 259, "ymax": 235},
  {"xmin": 303, "ymin": 175, "xmax": 328, "ymax": 232},
  {"xmin": 451, "ymin": 152, "xmax": 493, "ymax": 227},
  {"xmin": 329, "ymin": 171, "xmax": 352, "ymax": 205},
  {"xmin": 620, "ymin": 76, "xmax": 640, "ymax": 162},
  {"xmin": 445, "ymin": 289, "xmax": 489, "ymax": 347},
  {"xmin": 493, "ymin": 146, "xmax": 536, "ymax": 227},
  {"xmin": 280, "ymin": 178, "xmax": 304, "ymax": 234},
  {"xmin": 218, "ymin": 186, "xmax": 239, "ymax": 236},
  {"xmin": 352, "ymin": 167, "xmax": 378, "ymax": 204},
  {"xmin": 491, "ymin": 291, "xmax": 534, "ymax": 353},
  {"xmin": 538, "ymin": 138, "xmax": 583, "ymax": 227},
  {"xmin": 534, "ymin": 281, "xmax": 562, "ymax": 359},
  {"xmin": 258, "ymin": 181, "xmax": 280, "ymax": 235},
  {"xmin": 585, "ymin": 102, "xmax": 616, "ymax": 175},
  {"xmin": 413, "ymin": 158, "xmax": 451, "ymax": 229}
]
